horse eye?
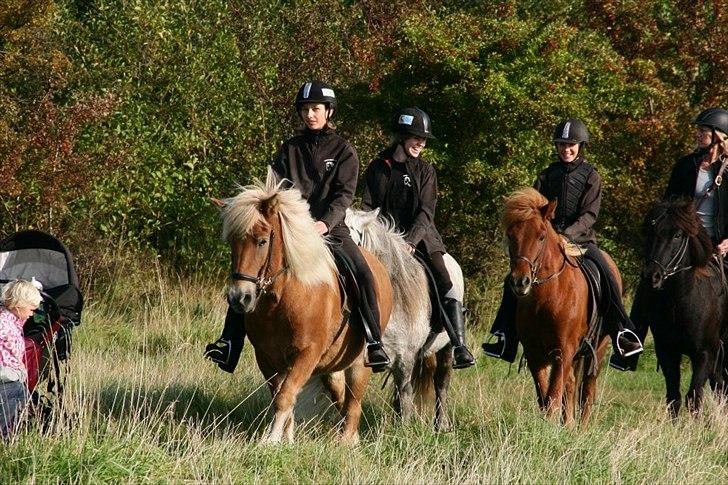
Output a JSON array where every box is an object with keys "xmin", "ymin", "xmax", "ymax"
[
  {"xmin": 674, "ymin": 232, "xmax": 682, "ymax": 239},
  {"xmin": 538, "ymin": 233, "xmax": 546, "ymax": 241},
  {"xmin": 258, "ymin": 239, "xmax": 268, "ymax": 247}
]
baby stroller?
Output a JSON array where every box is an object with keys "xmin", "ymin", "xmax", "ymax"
[{"xmin": 0, "ymin": 230, "xmax": 83, "ymax": 421}]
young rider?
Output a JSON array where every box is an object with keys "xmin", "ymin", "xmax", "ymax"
[
  {"xmin": 482, "ymin": 118, "xmax": 644, "ymax": 368},
  {"xmin": 361, "ymin": 107, "xmax": 475, "ymax": 369},
  {"xmin": 204, "ymin": 81, "xmax": 390, "ymax": 373}
]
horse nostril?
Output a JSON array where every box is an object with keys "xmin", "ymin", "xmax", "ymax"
[
  {"xmin": 242, "ymin": 293, "xmax": 253, "ymax": 308},
  {"xmin": 651, "ymin": 271, "xmax": 663, "ymax": 287},
  {"xmin": 522, "ymin": 276, "xmax": 531, "ymax": 288}
]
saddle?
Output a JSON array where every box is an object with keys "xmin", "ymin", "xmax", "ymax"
[
  {"xmin": 330, "ymin": 246, "xmax": 372, "ymax": 336},
  {"xmin": 575, "ymin": 256, "xmax": 606, "ymax": 374}
]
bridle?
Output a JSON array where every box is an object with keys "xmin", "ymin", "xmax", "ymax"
[
  {"xmin": 646, "ymin": 229, "xmax": 692, "ymax": 281},
  {"xmin": 230, "ymin": 227, "xmax": 288, "ymax": 296},
  {"xmin": 510, "ymin": 233, "xmax": 568, "ymax": 287}
]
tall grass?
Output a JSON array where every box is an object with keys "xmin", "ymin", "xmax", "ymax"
[{"xmin": 2, "ymin": 265, "xmax": 727, "ymax": 483}]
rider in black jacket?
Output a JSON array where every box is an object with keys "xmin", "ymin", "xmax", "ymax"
[
  {"xmin": 482, "ymin": 118, "xmax": 643, "ymax": 368},
  {"xmin": 362, "ymin": 107, "xmax": 475, "ymax": 369},
  {"xmin": 204, "ymin": 81, "xmax": 390, "ymax": 373}
]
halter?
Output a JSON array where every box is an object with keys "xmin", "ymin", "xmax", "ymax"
[
  {"xmin": 230, "ymin": 228, "xmax": 288, "ymax": 295},
  {"xmin": 510, "ymin": 234, "xmax": 568, "ymax": 287},
  {"xmin": 647, "ymin": 231, "xmax": 692, "ymax": 280}
]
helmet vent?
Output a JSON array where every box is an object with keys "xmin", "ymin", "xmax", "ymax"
[
  {"xmin": 561, "ymin": 122, "xmax": 571, "ymax": 139},
  {"xmin": 303, "ymin": 82, "xmax": 312, "ymax": 99},
  {"xmin": 398, "ymin": 114, "xmax": 414, "ymax": 125}
]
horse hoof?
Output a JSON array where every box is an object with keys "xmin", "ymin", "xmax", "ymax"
[{"xmin": 338, "ymin": 432, "xmax": 360, "ymax": 446}]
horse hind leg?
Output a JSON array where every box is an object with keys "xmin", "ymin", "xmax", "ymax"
[
  {"xmin": 321, "ymin": 371, "xmax": 346, "ymax": 414},
  {"xmin": 434, "ymin": 345, "xmax": 453, "ymax": 432},
  {"xmin": 339, "ymin": 360, "xmax": 371, "ymax": 444},
  {"xmin": 394, "ymin": 362, "xmax": 415, "ymax": 422}
]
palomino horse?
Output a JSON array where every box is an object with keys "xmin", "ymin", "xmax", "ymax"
[
  {"xmin": 640, "ymin": 199, "xmax": 728, "ymax": 416},
  {"xmin": 214, "ymin": 173, "xmax": 393, "ymax": 444},
  {"xmin": 504, "ymin": 188, "xmax": 611, "ymax": 426},
  {"xmin": 346, "ymin": 208, "xmax": 463, "ymax": 431}
]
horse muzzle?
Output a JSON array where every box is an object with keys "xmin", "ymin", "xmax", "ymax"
[
  {"xmin": 643, "ymin": 264, "xmax": 665, "ymax": 290},
  {"xmin": 227, "ymin": 283, "xmax": 258, "ymax": 313},
  {"xmin": 510, "ymin": 273, "xmax": 533, "ymax": 296}
]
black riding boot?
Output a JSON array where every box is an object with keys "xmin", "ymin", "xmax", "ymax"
[
  {"xmin": 443, "ymin": 298, "xmax": 475, "ymax": 368},
  {"xmin": 357, "ymin": 285, "xmax": 390, "ymax": 373},
  {"xmin": 481, "ymin": 277, "xmax": 518, "ymax": 363},
  {"xmin": 204, "ymin": 306, "xmax": 245, "ymax": 373}
]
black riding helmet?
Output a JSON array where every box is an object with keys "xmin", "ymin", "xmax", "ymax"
[
  {"xmin": 295, "ymin": 80, "xmax": 337, "ymax": 120},
  {"xmin": 553, "ymin": 118, "xmax": 590, "ymax": 144},
  {"xmin": 694, "ymin": 108, "xmax": 728, "ymax": 137},
  {"xmin": 396, "ymin": 107, "xmax": 436, "ymax": 139}
]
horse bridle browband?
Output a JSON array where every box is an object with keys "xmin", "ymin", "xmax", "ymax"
[
  {"xmin": 510, "ymin": 235, "xmax": 568, "ymax": 287},
  {"xmin": 230, "ymin": 227, "xmax": 288, "ymax": 295}
]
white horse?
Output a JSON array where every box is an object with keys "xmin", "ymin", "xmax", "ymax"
[{"xmin": 345, "ymin": 208, "xmax": 464, "ymax": 430}]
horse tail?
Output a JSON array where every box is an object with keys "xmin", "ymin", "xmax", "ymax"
[{"xmin": 411, "ymin": 352, "xmax": 436, "ymax": 411}]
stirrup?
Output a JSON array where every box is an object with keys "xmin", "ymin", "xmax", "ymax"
[
  {"xmin": 364, "ymin": 342, "xmax": 390, "ymax": 372},
  {"xmin": 616, "ymin": 329, "xmax": 643, "ymax": 358},
  {"xmin": 204, "ymin": 338, "xmax": 232, "ymax": 365}
]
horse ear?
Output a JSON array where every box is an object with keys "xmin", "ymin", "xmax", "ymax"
[
  {"xmin": 364, "ymin": 208, "xmax": 379, "ymax": 224},
  {"xmin": 541, "ymin": 198, "xmax": 558, "ymax": 220},
  {"xmin": 260, "ymin": 195, "xmax": 280, "ymax": 218},
  {"xmin": 210, "ymin": 197, "xmax": 225, "ymax": 209}
]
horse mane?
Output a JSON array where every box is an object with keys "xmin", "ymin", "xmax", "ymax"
[
  {"xmin": 501, "ymin": 187, "xmax": 583, "ymax": 257},
  {"xmin": 645, "ymin": 198, "xmax": 714, "ymax": 268},
  {"xmin": 345, "ymin": 209, "xmax": 430, "ymax": 328},
  {"xmin": 221, "ymin": 168, "xmax": 336, "ymax": 288}
]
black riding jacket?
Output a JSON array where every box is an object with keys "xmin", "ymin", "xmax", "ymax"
[
  {"xmin": 534, "ymin": 157, "xmax": 602, "ymax": 244},
  {"xmin": 270, "ymin": 127, "xmax": 359, "ymax": 231},
  {"xmin": 362, "ymin": 143, "xmax": 446, "ymax": 254},
  {"xmin": 665, "ymin": 151, "xmax": 728, "ymax": 242}
]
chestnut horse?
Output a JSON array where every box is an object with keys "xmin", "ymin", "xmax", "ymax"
[
  {"xmin": 504, "ymin": 188, "xmax": 612, "ymax": 426},
  {"xmin": 214, "ymin": 173, "xmax": 393, "ymax": 444}
]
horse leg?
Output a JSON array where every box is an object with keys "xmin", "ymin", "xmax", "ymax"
[
  {"xmin": 339, "ymin": 360, "xmax": 370, "ymax": 444},
  {"xmin": 321, "ymin": 372, "xmax": 346, "ymax": 415},
  {"xmin": 261, "ymin": 348, "xmax": 320, "ymax": 445},
  {"xmin": 561, "ymin": 358, "xmax": 576, "ymax": 428},
  {"xmin": 660, "ymin": 351, "xmax": 682, "ymax": 418},
  {"xmin": 393, "ymin": 364, "xmax": 415, "ymax": 422},
  {"xmin": 580, "ymin": 337, "xmax": 609, "ymax": 426},
  {"xmin": 434, "ymin": 345, "xmax": 453, "ymax": 432},
  {"xmin": 545, "ymin": 351, "xmax": 566, "ymax": 422},
  {"xmin": 687, "ymin": 350, "xmax": 712, "ymax": 416}
]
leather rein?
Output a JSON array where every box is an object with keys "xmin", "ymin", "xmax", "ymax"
[{"xmin": 229, "ymin": 228, "xmax": 288, "ymax": 295}]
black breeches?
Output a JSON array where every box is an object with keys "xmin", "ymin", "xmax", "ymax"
[
  {"xmin": 329, "ymin": 225, "xmax": 382, "ymax": 340},
  {"xmin": 418, "ymin": 247, "xmax": 453, "ymax": 298}
]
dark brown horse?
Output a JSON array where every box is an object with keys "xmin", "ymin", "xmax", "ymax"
[
  {"xmin": 503, "ymin": 188, "xmax": 613, "ymax": 426},
  {"xmin": 641, "ymin": 199, "xmax": 728, "ymax": 416},
  {"xmin": 214, "ymin": 173, "xmax": 393, "ymax": 443}
]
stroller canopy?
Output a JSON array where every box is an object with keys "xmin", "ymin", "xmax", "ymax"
[{"xmin": 0, "ymin": 230, "xmax": 83, "ymax": 320}]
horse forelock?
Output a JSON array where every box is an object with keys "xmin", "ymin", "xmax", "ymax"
[
  {"xmin": 221, "ymin": 178, "xmax": 336, "ymax": 288},
  {"xmin": 346, "ymin": 210, "xmax": 430, "ymax": 328},
  {"xmin": 646, "ymin": 199, "xmax": 713, "ymax": 267},
  {"xmin": 502, "ymin": 188, "xmax": 549, "ymax": 228}
]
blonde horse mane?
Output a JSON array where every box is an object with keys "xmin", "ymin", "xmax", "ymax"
[
  {"xmin": 502, "ymin": 187, "xmax": 584, "ymax": 257},
  {"xmin": 220, "ymin": 168, "xmax": 336, "ymax": 288}
]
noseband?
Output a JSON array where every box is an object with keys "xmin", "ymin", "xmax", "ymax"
[
  {"xmin": 510, "ymin": 234, "xmax": 568, "ymax": 287},
  {"xmin": 230, "ymin": 228, "xmax": 288, "ymax": 295}
]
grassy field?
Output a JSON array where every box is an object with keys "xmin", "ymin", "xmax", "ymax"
[{"xmin": 1, "ymin": 267, "xmax": 728, "ymax": 483}]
